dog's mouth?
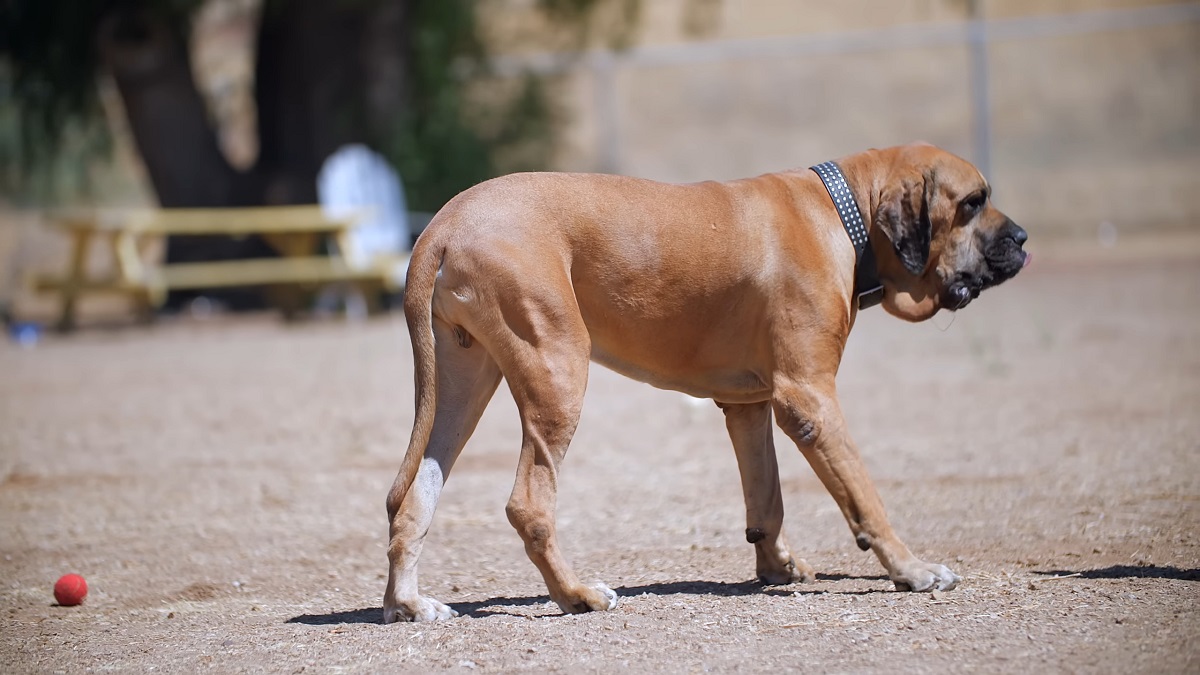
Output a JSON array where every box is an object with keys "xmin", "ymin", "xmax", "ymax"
[
  {"xmin": 943, "ymin": 246, "xmax": 1031, "ymax": 311},
  {"xmin": 942, "ymin": 275, "xmax": 986, "ymax": 311}
]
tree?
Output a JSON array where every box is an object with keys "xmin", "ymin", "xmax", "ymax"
[{"xmin": 0, "ymin": 0, "xmax": 633, "ymax": 289}]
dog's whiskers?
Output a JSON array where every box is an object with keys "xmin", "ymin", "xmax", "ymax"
[{"xmin": 933, "ymin": 309, "xmax": 958, "ymax": 332}]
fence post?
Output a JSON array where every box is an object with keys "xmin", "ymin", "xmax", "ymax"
[{"xmin": 968, "ymin": 0, "xmax": 992, "ymax": 180}]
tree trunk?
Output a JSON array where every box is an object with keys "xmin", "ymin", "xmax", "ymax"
[
  {"xmin": 97, "ymin": 5, "xmax": 271, "ymax": 310},
  {"xmin": 98, "ymin": 0, "xmax": 412, "ymax": 209},
  {"xmin": 254, "ymin": 0, "xmax": 409, "ymax": 203},
  {"xmin": 94, "ymin": 1, "xmax": 411, "ymax": 309},
  {"xmin": 97, "ymin": 8, "xmax": 244, "ymax": 207}
]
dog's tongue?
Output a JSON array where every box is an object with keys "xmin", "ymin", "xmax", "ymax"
[{"xmin": 1023, "ymin": 251, "xmax": 1033, "ymax": 268}]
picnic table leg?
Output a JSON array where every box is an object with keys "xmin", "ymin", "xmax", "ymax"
[
  {"xmin": 263, "ymin": 232, "xmax": 320, "ymax": 318},
  {"xmin": 56, "ymin": 228, "xmax": 94, "ymax": 332},
  {"xmin": 112, "ymin": 231, "xmax": 156, "ymax": 324},
  {"xmin": 361, "ymin": 280, "xmax": 385, "ymax": 316}
]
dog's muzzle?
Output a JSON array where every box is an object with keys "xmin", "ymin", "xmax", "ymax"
[{"xmin": 944, "ymin": 220, "xmax": 1030, "ymax": 310}]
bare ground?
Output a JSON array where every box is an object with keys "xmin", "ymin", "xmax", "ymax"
[{"xmin": 1, "ymin": 255, "xmax": 1198, "ymax": 673}]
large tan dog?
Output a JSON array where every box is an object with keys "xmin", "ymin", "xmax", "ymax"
[{"xmin": 383, "ymin": 143, "xmax": 1030, "ymax": 622}]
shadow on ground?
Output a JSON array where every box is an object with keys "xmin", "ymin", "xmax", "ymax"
[
  {"xmin": 286, "ymin": 574, "xmax": 892, "ymax": 625},
  {"xmin": 1034, "ymin": 565, "xmax": 1199, "ymax": 581}
]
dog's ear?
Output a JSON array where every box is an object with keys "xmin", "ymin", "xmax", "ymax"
[{"xmin": 874, "ymin": 172, "xmax": 932, "ymax": 276}]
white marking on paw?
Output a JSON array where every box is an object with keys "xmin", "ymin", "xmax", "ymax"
[{"xmin": 592, "ymin": 582, "xmax": 618, "ymax": 610}]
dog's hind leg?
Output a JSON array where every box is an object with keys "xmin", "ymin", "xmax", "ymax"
[
  {"xmin": 383, "ymin": 318, "xmax": 502, "ymax": 622},
  {"xmin": 493, "ymin": 301, "xmax": 617, "ymax": 615},
  {"xmin": 719, "ymin": 401, "xmax": 816, "ymax": 585}
]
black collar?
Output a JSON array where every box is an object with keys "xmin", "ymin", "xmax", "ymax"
[{"xmin": 810, "ymin": 161, "xmax": 884, "ymax": 310}]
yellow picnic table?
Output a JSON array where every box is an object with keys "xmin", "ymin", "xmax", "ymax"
[{"xmin": 34, "ymin": 205, "xmax": 409, "ymax": 330}]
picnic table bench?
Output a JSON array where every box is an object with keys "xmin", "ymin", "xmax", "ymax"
[{"xmin": 34, "ymin": 205, "xmax": 409, "ymax": 330}]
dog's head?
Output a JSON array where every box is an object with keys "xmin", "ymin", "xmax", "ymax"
[{"xmin": 868, "ymin": 143, "xmax": 1029, "ymax": 321}]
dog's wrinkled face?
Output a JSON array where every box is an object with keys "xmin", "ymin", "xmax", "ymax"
[{"xmin": 871, "ymin": 145, "xmax": 1030, "ymax": 321}]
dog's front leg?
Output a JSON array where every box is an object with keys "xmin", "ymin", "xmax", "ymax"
[
  {"xmin": 772, "ymin": 379, "xmax": 960, "ymax": 592},
  {"xmin": 719, "ymin": 401, "xmax": 816, "ymax": 585}
]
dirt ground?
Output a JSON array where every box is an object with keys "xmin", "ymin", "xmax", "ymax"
[{"xmin": 2, "ymin": 249, "xmax": 1198, "ymax": 673}]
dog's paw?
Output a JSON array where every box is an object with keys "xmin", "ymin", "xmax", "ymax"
[
  {"xmin": 557, "ymin": 582, "xmax": 618, "ymax": 614},
  {"xmin": 758, "ymin": 556, "xmax": 816, "ymax": 585},
  {"xmin": 383, "ymin": 596, "xmax": 458, "ymax": 623},
  {"xmin": 891, "ymin": 561, "xmax": 961, "ymax": 592},
  {"xmin": 592, "ymin": 582, "xmax": 619, "ymax": 610}
]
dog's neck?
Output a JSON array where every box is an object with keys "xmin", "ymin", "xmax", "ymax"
[{"xmin": 810, "ymin": 161, "xmax": 885, "ymax": 310}]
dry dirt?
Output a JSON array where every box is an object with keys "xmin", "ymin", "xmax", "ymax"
[{"xmin": 2, "ymin": 254, "xmax": 1198, "ymax": 673}]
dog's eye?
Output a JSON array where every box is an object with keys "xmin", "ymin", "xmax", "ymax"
[{"xmin": 962, "ymin": 193, "xmax": 986, "ymax": 213}]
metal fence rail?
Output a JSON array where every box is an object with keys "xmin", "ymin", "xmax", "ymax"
[{"xmin": 491, "ymin": 2, "xmax": 1200, "ymax": 176}]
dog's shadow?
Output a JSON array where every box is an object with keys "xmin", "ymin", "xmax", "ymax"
[
  {"xmin": 286, "ymin": 573, "xmax": 888, "ymax": 626},
  {"xmin": 287, "ymin": 565, "xmax": 1200, "ymax": 626},
  {"xmin": 1033, "ymin": 564, "xmax": 1199, "ymax": 581}
]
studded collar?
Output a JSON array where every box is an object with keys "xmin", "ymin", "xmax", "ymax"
[{"xmin": 810, "ymin": 161, "xmax": 884, "ymax": 310}]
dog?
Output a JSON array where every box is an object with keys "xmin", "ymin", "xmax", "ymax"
[{"xmin": 382, "ymin": 142, "xmax": 1030, "ymax": 622}]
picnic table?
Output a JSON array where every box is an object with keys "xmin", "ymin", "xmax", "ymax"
[{"xmin": 33, "ymin": 205, "xmax": 409, "ymax": 330}]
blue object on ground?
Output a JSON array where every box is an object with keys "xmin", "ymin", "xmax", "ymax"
[{"xmin": 9, "ymin": 322, "xmax": 42, "ymax": 347}]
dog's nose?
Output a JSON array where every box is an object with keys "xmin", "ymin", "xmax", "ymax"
[{"xmin": 1006, "ymin": 221, "xmax": 1028, "ymax": 246}]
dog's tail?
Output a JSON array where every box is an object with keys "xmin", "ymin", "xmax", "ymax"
[{"xmin": 387, "ymin": 235, "xmax": 444, "ymax": 520}]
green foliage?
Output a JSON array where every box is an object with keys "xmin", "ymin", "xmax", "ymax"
[
  {"xmin": 0, "ymin": 0, "xmax": 203, "ymax": 202},
  {"xmin": 0, "ymin": 0, "xmax": 640, "ymax": 208},
  {"xmin": 380, "ymin": 0, "xmax": 492, "ymax": 212},
  {"xmin": 0, "ymin": 87, "xmax": 113, "ymax": 203},
  {"xmin": 380, "ymin": 0, "xmax": 632, "ymax": 211},
  {"xmin": 0, "ymin": 1, "xmax": 104, "ymax": 201}
]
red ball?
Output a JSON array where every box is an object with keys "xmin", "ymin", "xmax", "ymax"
[{"xmin": 53, "ymin": 574, "xmax": 87, "ymax": 606}]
